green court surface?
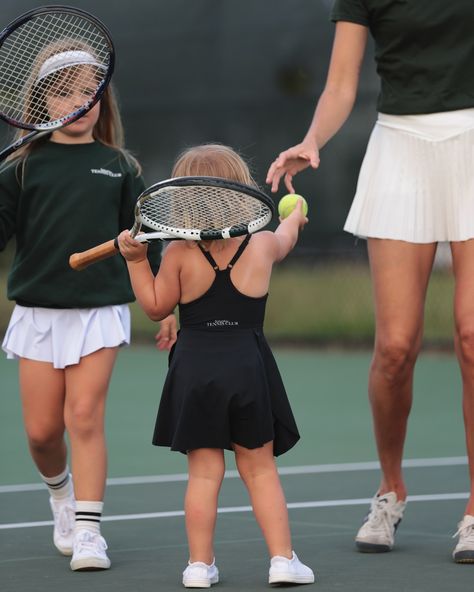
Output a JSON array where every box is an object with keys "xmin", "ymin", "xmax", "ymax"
[{"xmin": 1, "ymin": 345, "xmax": 472, "ymax": 592}]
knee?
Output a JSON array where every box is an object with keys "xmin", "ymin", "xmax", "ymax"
[
  {"xmin": 27, "ymin": 427, "xmax": 64, "ymax": 455},
  {"xmin": 373, "ymin": 335, "xmax": 418, "ymax": 382},
  {"xmin": 456, "ymin": 324, "xmax": 474, "ymax": 365},
  {"xmin": 65, "ymin": 402, "xmax": 102, "ymax": 438}
]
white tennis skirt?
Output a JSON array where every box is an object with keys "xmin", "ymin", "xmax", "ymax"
[
  {"xmin": 344, "ymin": 108, "xmax": 474, "ymax": 243},
  {"xmin": 2, "ymin": 304, "xmax": 131, "ymax": 369}
]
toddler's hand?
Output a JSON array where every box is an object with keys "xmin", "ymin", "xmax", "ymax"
[{"xmin": 117, "ymin": 230, "xmax": 148, "ymax": 262}]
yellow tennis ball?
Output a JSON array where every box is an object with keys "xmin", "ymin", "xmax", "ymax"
[{"xmin": 278, "ymin": 194, "xmax": 308, "ymax": 219}]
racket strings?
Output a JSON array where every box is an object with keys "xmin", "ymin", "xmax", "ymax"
[
  {"xmin": 0, "ymin": 11, "xmax": 111, "ymax": 127},
  {"xmin": 138, "ymin": 186, "xmax": 272, "ymax": 233}
]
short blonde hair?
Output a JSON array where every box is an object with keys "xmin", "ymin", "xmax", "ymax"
[{"xmin": 172, "ymin": 143, "xmax": 256, "ymax": 186}]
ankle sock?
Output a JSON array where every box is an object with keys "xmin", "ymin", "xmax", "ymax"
[
  {"xmin": 40, "ymin": 466, "xmax": 73, "ymax": 500},
  {"xmin": 75, "ymin": 500, "xmax": 104, "ymax": 535}
]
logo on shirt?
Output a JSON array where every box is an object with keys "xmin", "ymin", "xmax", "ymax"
[
  {"xmin": 90, "ymin": 168, "xmax": 122, "ymax": 178},
  {"xmin": 206, "ymin": 319, "xmax": 239, "ymax": 327}
]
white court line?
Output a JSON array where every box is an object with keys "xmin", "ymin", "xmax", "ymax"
[
  {"xmin": 0, "ymin": 492, "xmax": 469, "ymax": 531},
  {"xmin": 0, "ymin": 456, "xmax": 467, "ymax": 493}
]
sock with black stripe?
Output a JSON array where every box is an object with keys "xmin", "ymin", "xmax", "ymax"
[
  {"xmin": 40, "ymin": 466, "xmax": 73, "ymax": 501},
  {"xmin": 75, "ymin": 501, "xmax": 103, "ymax": 535}
]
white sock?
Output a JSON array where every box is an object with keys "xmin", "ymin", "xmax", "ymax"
[
  {"xmin": 75, "ymin": 500, "xmax": 103, "ymax": 535},
  {"xmin": 40, "ymin": 466, "xmax": 73, "ymax": 501}
]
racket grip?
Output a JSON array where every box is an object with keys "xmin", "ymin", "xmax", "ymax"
[{"xmin": 69, "ymin": 239, "xmax": 119, "ymax": 271}]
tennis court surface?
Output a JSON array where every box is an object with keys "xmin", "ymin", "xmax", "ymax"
[{"xmin": 1, "ymin": 346, "xmax": 472, "ymax": 592}]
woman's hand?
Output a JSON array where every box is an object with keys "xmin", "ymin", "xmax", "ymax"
[{"xmin": 266, "ymin": 139, "xmax": 320, "ymax": 193}]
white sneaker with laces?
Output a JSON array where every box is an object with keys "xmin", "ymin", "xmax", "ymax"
[
  {"xmin": 268, "ymin": 551, "xmax": 315, "ymax": 585},
  {"xmin": 70, "ymin": 529, "xmax": 111, "ymax": 571},
  {"xmin": 453, "ymin": 515, "xmax": 474, "ymax": 563},
  {"xmin": 49, "ymin": 494, "xmax": 75, "ymax": 556},
  {"xmin": 355, "ymin": 492, "xmax": 406, "ymax": 552},
  {"xmin": 182, "ymin": 559, "xmax": 219, "ymax": 588}
]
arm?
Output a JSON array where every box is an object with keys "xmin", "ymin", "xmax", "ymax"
[
  {"xmin": 272, "ymin": 198, "xmax": 308, "ymax": 262},
  {"xmin": 266, "ymin": 22, "xmax": 368, "ymax": 193},
  {"xmin": 117, "ymin": 231, "xmax": 181, "ymax": 321}
]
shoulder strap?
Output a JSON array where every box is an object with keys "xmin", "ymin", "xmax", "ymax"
[
  {"xmin": 227, "ymin": 234, "xmax": 251, "ymax": 269},
  {"xmin": 197, "ymin": 243, "xmax": 219, "ymax": 270}
]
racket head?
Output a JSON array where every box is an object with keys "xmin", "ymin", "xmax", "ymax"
[
  {"xmin": 134, "ymin": 176, "xmax": 276, "ymax": 240},
  {"xmin": 0, "ymin": 5, "xmax": 114, "ymax": 131}
]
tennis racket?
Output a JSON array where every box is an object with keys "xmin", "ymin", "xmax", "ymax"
[
  {"xmin": 69, "ymin": 176, "xmax": 276, "ymax": 271},
  {"xmin": 0, "ymin": 5, "xmax": 114, "ymax": 162}
]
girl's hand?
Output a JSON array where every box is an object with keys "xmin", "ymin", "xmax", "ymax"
[
  {"xmin": 117, "ymin": 230, "xmax": 148, "ymax": 262},
  {"xmin": 155, "ymin": 313, "xmax": 178, "ymax": 351},
  {"xmin": 266, "ymin": 139, "xmax": 320, "ymax": 194},
  {"xmin": 284, "ymin": 198, "xmax": 309, "ymax": 230}
]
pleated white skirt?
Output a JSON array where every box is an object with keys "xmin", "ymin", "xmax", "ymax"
[
  {"xmin": 344, "ymin": 109, "xmax": 474, "ymax": 243},
  {"xmin": 2, "ymin": 304, "xmax": 130, "ymax": 369}
]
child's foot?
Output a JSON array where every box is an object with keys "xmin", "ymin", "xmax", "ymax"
[
  {"xmin": 268, "ymin": 551, "xmax": 315, "ymax": 585},
  {"xmin": 49, "ymin": 493, "xmax": 75, "ymax": 556},
  {"xmin": 70, "ymin": 529, "xmax": 111, "ymax": 571},
  {"xmin": 182, "ymin": 559, "xmax": 219, "ymax": 588}
]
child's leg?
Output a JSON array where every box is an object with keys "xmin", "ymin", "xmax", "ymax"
[
  {"xmin": 185, "ymin": 448, "xmax": 225, "ymax": 564},
  {"xmin": 233, "ymin": 441, "xmax": 292, "ymax": 558},
  {"xmin": 64, "ymin": 347, "xmax": 118, "ymax": 502},
  {"xmin": 19, "ymin": 359, "xmax": 67, "ymax": 475}
]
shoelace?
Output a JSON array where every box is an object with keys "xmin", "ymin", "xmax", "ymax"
[
  {"xmin": 56, "ymin": 503, "xmax": 75, "ymax": 536},
  {"xmin": 453, "ymin": 521, "xmax": 474, "ymax": 543},
  {"xmin": 366, "ymin": 499, "xmax": 395, "ymax": 538},
  {"xmin": 75, "ymin": 532, "xmax": 108, "ymax": 552}
]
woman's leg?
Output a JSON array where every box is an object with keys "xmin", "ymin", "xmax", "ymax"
[
  {"xmin": 367, "ymin": 238, "xmax": 437, "ymax": 499},
  {"xmin": 234, "ymin": 441, "xmax": 291, "ymax": 558},
  {"xmin": 64, "ymin": 347, "xmax": 118, "ymax": 501},
  {"xmin": 451, "ymin": 240, "xmax": 474, "ymax": 516},
  {"xmin": 185, "ymin": 448, "xmax": 225, "ymax": 564}
]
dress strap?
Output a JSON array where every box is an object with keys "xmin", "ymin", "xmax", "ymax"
[
  {"xmin": 227, "ymin": 234, "xmax": 251, "ymax": 269},
  {"xmin": 197, "ymin": 243, "xmax": 219, "ymax": 270}
]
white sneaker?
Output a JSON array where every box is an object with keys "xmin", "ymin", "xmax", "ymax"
[
  {"xmin": 70, "ymin": 529, "xmax": 111, "ymax": 571},
  {"xmin": 453, "ymin": 515, "xmax": 474, "ymax": 563},
  {"xmin": 268, "ymin": 551, "xmax": 315, "ymax": 585},
  {"xmin": 355, "ymin": 492, "xmax": 406, "ymax": 552},
  {"xmin": 182, "ymin": 559, "xmax": 219, "ymax": 588},
  {"xmin": 49, "ymin": 494, "xmax": 75, "ymax": 556}
]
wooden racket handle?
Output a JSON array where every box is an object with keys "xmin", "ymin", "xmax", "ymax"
[{"xmin": 69, "ymin": 239, "xmax": 118, "ymax": 271}]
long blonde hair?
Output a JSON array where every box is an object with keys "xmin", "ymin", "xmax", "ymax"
[{"xmin": 7, "ymin": 38, "xmax": 140, "ymax": 173}]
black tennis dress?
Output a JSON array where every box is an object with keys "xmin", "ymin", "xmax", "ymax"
[{"xmin": 152, "ymin": 235, "xmax": 300, "ymax": 456}]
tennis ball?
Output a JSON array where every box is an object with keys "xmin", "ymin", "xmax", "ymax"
[{"xmin": 278, "ymin": 194, "xmax": 308, "ymax": 219}]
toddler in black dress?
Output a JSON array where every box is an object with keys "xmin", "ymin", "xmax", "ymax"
[{"xmin": 117, "ymin": 144, "xmax": 314, "ymax": 587}]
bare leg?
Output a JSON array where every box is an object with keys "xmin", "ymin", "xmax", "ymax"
[
  {"xmin": 64, "ymin": 347, "xmax": 118, "ymax": 501},
  {"xmin": 185, "ymin": 448, "xmax": 225, "ymax": 564},
  {"xmin": 234, "ymin": 441, "xmax": 292, "ymax": 558},
  {"xmin": 19, "ymin": 359, "xmax": 67, "ymax": 476},
  {"xmin": 451, "ymin": 240, "xmax": 474, "ymax": 516},
  {"xmin": 367, "ymin": 239, "xmax": 437, "ymax": 500}
]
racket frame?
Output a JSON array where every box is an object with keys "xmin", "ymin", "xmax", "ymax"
[{"xmin": 133, "ymin": 176, "xmax": 276, "ymax": 241}]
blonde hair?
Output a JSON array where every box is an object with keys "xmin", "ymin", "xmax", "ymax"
[
  {"xmin": 8, "ymin": 38, "xmax": 140, "ymax": 174},
  {"xmin": 171, "ymin": 144, "xmax": 258, "ymax": 250},
  {"xmin": 172, "ymin": 143, "xmax": 256, "ymax": 186}
]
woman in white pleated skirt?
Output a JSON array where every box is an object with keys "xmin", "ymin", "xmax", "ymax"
[{"xmin": 266, "ymin": 1, "xmax": 474, "ymax": 563}]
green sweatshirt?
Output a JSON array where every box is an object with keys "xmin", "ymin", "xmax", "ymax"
[{"xmin": 0, "ymin": 140, "xmax": 160, "ymax": 308}]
